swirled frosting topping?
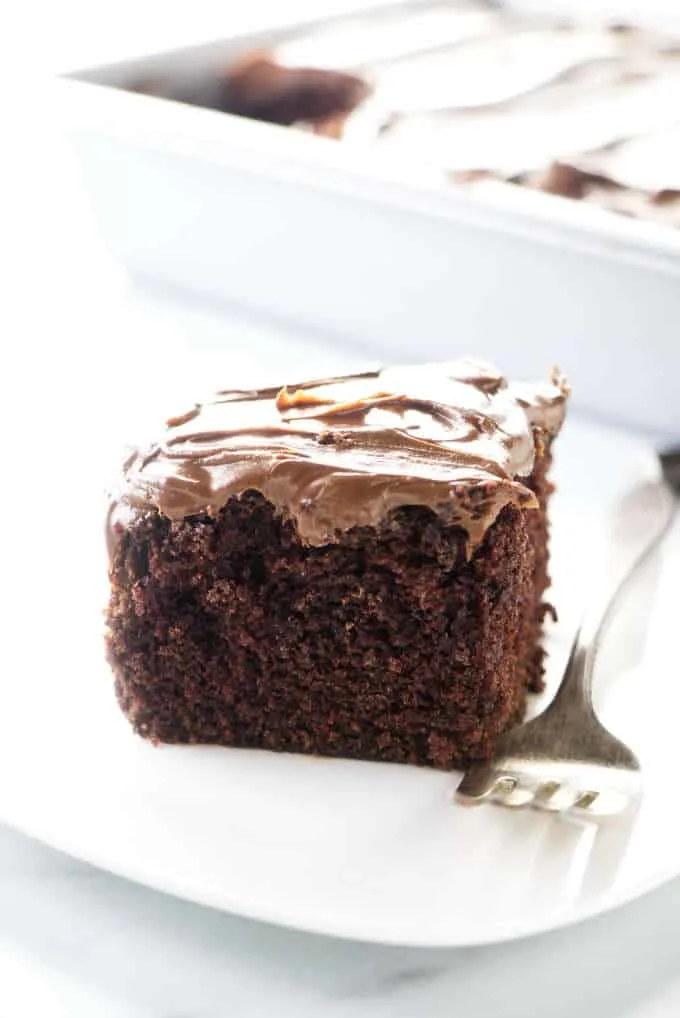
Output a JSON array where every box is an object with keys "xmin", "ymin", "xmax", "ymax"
[
  {"xmin": 276, "ymin": 5, "xmax": 680, "ymax": 226},
  {"xmin": 109, "ymin": 360, "xmax": 568, "ymax": 550}
]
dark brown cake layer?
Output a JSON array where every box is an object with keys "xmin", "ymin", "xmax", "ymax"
[
  {"xmin": 134, "ymin": 52, "xmax": 371, "ymax": 131},
  {"xmin": 107, "ymin": 446, "xmax": 553, "ymax": 769},
  {"xmin": 106, "ymin": 359, "xmax": 566, "ymax": 770}
]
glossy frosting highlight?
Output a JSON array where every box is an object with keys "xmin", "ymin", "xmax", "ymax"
[{"xmin": 108, "ymin": 360, "xmax": 568, "ymax": 550}]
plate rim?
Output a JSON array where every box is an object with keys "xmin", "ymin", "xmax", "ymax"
[
  {"xmin": 2, "ymin": 799, "xmax": 678, "ymax": 948},
  {"xmin": 2, "ymin": 417, "xmax": 675, "ymax": 948}
]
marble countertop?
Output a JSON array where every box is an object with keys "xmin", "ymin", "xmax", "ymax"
[{"xmin": 3, "ymin": 4, "xmax": 680, "ymax": 1013}]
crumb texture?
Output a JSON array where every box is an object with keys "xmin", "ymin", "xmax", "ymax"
[{"xmin": 107, "ymin": 451, "xmax": 553, "ymax": 769}]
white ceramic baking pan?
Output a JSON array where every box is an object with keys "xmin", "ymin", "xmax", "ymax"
[{"xmin": 57, "ymin": 0, "xmax": 680, "ymax": 435}]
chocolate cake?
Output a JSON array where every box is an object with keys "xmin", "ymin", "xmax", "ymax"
[
  {"xmin": 131, "ymin": 4, "xmax": 680, "ymax": 227},
  {"xmin": 274, "ymin": 5, "xmax": 680, "ymax": 225},
  {"xmin": 106, "ymin": 360, "xmax": 569, "ymax": 770},
  {"xmin": 133, "ymin": 51, "xmax": 371, "ymax": 135}
]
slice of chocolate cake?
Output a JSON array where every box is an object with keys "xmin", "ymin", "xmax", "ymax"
[{"xmin": 106, "ymin": 360, "xmax": 568, "ymax": 769}]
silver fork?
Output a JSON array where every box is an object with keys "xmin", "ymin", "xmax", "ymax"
[{"xmin": 456, "ymin": 450, "xmax": 680, "ymax": 818}]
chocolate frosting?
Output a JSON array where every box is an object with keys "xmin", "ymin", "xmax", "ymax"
[
  {"xmin": 275, "ymin": 6, "xmax": 680, "ymax": 224},
  {"xmin": 108, "ymin": 360, "xmax": 568, "ymax": 553}
]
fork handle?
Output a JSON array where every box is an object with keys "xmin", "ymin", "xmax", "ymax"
[{"xmin": 547, "ymin": 478, "xmax": 674, "ymax": 717}]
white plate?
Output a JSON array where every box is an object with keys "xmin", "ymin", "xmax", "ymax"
[{"xmin": 1, "ymin": 416, "xmax": 679, "ymax": 947}]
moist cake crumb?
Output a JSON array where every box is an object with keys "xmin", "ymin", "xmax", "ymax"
[{"xmin": 106, "ymin": 360, "xmax": 568, "ymax": 769}]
